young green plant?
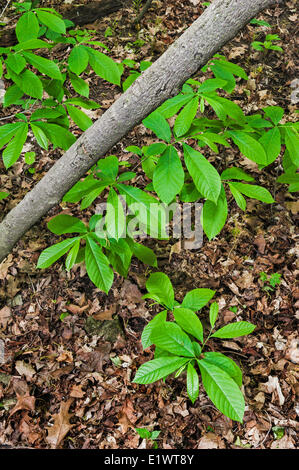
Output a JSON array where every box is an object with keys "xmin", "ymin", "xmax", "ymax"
[{"xmin": 133, "ymin": 272, "xmax": 256, "ymax": 423}]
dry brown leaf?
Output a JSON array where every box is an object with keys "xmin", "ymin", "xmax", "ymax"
[
  {"xmin": 46, "ymin": 398, "xmax": 74, "ymax": 448},
  {"xmin": 15, "ymin": 360, "xmax": 36, "ymax": 380},
  {"xmin": 285, "ymin": 339, "xmax": 299, "ymax": 364},
  {"xmin": 0, "ymin": 255, "xmax": 13, "ymax": 280},
  {"xmin": 10, "ymin": 379, "xmax": 35, "ymax": 417},
  {"xmin": 92, "ymin": 304, "xmax": 116, "ymax": 321},
  {"xmin": 197, "ymin": 432, "xmax": 225, "ymax": 449},
  {"xmin": 65, "ymin": 304, "xmax": 89, "ymax": 315},
  {"xmin": 70, "ymin": 384, "xmax": 85, "ymax": 398},
  {"xmin": 0, "ymin": 306, "xmax": 11, "ymax": 328}
]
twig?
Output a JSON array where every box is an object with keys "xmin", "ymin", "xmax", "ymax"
[
  {"xmin": 134, "ymin": 0, "xmax": 153, "ymax": 24},
  {"xmin": 0, "ymin": 0, "xmax": 11, "ymax": 19}
]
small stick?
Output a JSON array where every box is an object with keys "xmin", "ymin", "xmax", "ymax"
[{"xmin": 0, "ymin": 0, "xmax": 11, "ymax": 19}]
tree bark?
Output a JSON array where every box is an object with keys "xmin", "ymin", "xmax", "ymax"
[{"xmin": 0, "ymin": 0, "xmax": 280, "ymax": 263}]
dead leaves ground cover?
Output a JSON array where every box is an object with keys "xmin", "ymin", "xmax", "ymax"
[{"xmin": 0, "ymin": 0, "xmax": 298, "ymax": 449}]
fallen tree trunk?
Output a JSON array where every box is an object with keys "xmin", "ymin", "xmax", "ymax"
[
  {"xmin": 0, "ymin": 0, "xmax": 280, "ymax": 263},
  {"xmin": 0, "ymin": 1, "xmax": 128, "ymax": 47}
]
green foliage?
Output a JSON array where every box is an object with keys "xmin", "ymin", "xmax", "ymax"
[
  {"xmin": 259, "ymin": 272, "xmax": 282, "ymax": 292},
  {"xmin": 251, "ymin": 34, "xmax": 283, "ymax": 52},
  {"xmin": 133, "ymin": 272, "xmax": 256, "ymax": 422},
  {"xmin": 0, "ymin": 5, "xmax": 123, "ymax": 168},
  {"xmin": 37, "ymin": 155, "xmax": 159, "ymax": 290},
  {"xmin": 122, "ymin": 59, "xmax": 152, "ymax": 91},
  {"xmin": 135, "ymin": 427, "xmax": 160, "ymax": 448},
  {"xmin": 2, "ymin": 15, "xmax": 297, "ymax": 298}
]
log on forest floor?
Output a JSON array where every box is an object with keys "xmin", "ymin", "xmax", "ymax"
[
  {"xmin": 0, "ymin": 0, "xmax": 282, "ymax": 262},
  {"xmin": 0, "ymin": 0, "xmax": 128, "ymax": 47}
]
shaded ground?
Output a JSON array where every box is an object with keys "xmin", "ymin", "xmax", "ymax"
[{"xmin": 0, "ymin": 0, "xmax": 298, "ymax": 449}]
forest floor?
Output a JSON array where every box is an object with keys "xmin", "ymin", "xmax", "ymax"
[{"xmin": 0, "ymin": 0, "xmax": 298, "ymax": 449}]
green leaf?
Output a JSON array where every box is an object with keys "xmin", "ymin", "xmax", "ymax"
[
  {"xmin": 16, "ymin": 11, "xmax": 39, "ymax": 43},
  {"xmin": 192, "ymin": 342, "xmax": 202, "ymax": 357},
  {"xmin": 68, "ymin": 45, "xmax": 89, "ymax": 75},
  {"xmin": 146, "ymin": 272, "xmax": 174, "ymax": 309},
  {"xmin": 13, "ymin": 39, "xmax": 52, "ymax": 51},
  {"xmin": 143, "ymin": 143, "xmax": 167, "ymax": 157},
  {"xmin": 263, "ymin": 106, "xmax": 284, "ymax": 125},
  {"xmin": 105, "ymin": 188, "xmax": 125, "ymax": 240},
  {"xmin": 97, "ymin": 155, "xmax": 119, "ymax": 181},
  {"xmin": 24, "ymin": 151, "xmax": 35, "ymax": 165},
  {"xmin": 217, "ymin": 59, "xmax": 248, "ymax": 79},
  {"xmin": 228, "ymin": 183, "xmax": 275, "ymax": 203},
  {"xmin": 30, "ymin": 109, "xmax": 64, "ymax": 120},
  {"xmin": 33, "ymin": 122, "xmax": 76, "ymax": 150},
  {"xmin": 63, "ymin": 177, "xmax": 104, "ymax": 203},
  {"xmin": 22, "ymin": 51, "xmax": 62, "ymax": 80},
  {"xmin": 209, "ymin": 302, "xmax": 219, "ymax": 328},
  {"xmin": 8, "ymin": 67, "xmax": 43, "ymax": 99},
  {"xmin": 133, "ymin": 357, "xmax": 189, "ymax": 384},
  {"xmin": 0, "ymin": 192, "xmax": 9, "ymax": 201},
  {"xmin": 277, "ymin": 173, "xmax": 299, "ymax": 185},
  {"xmin": 5, "ymin": 53, "xmax": 26, "ymax": 75},
  {"xmin": 182, "ymin": 288, "xmax": 215, "ymax": 311},
  {"xmin": 2, "ymin": 123, "xmax": 28, "ymax": 169},
  {"xmin": 153, "ymin": 146, "xmax": 184, "ymax": 203},
  {"xmin": 141, "ymin": 310, "xmax": 167, "ymax": 349},
  {"xmin": 135, "ymin": 428, "xmax": 151, "ymax": 439},
  {"xmin": 205, "ymin": 95, "xmax": 244, "ymax": 121},
  {"xmin": 3, "ymin": 84, "xmax": 24, "ymax": 107},
  {"xmin": 30, "ymin": 123, "xmax": 48, "ymax": 149},
  {"xmin": 198, "ymin": 78, "xmax": 227, "ymax": 94},
  {"xmin": 132, "ymin": 243, "xmax": 157, "ymax": 268},
  {"xmin": 187, "ymin": 362, "xmax": 199, "ymax": 404},
  {"xmin": 228, "ymin": 183, "xmax": 246, "ymax": 211},
  {"xmin": 85, "ymin": 237, "xmax": 114, "ymax": 293},
  {"xmin": 143, "ymin": 111, "xmax": 171, "ymax": 143},
  {"xmin": 87, "ymin": 48, "xmax": 121, "ymax": 85},
  {"xmin": 259, "ymin": 127, "xmax": 281, "ymax": 166},
  {"xmin": 180, "ymin": 182, "xmax": 202, "ymax": 202},
  {"xmin": 211, "ymin": 321, "xmax": 256, "ymax": 339},
  {"xmin": 69, "ymin": 72, "xmax": 89, "ymax": 97},
  {"xmin": 116, "ymin": 184, "xmax": 167, "ymax": 239},
  {"xmin": 210, "ymin": 63, "xmax": 236, "ymax": 93},
  {"xmin": 66, "ymin": 104, "xmax": 92, "ymax": 131},
  {"xmin": 47, "ymin": 214, "xmax": 87, "ymax": 235},
  {"xmin": 151, "ymin": 322, "xmax": 195, "ymax": 357},
  {"xmin": 0, "ymin": 122, "xmax": 25, "ymax": 148},
  {"xmin": 221, "ymin": 167, "xmax": 255, "ymax": 182},
  {"xmin": 285, "ymin": 128, "xmax": 299, "ymax": 167},
  {"xmin": 183, "ymin": 144, "xmax": 221, "ymax": 203},
  {"xmin": 202, "ymin": 185, "xmax": 228, "ymax": 240},
  {"xmin": 228, "ymin": 131, "xmax": 267, "ymax": 165},
  {"xmin": 173, "ymin": 308, "xmax": 204, "ymax": 343},
  {"xmin": 195, "ymin": 132, "xmax": 230, "ymax": 153},
  {"xmin": 198, "ymin": 359, "xmax": 245, "ymax": 422},
  {"xmin": 37, "ymin": 237, "xmax": 80, "ymax": 269},
  {"xmin": 174, "ymin": 96, "xmax": 199, "ymax": 137},
  {"xmin": 203, "ymin": 352, "xmax": 242, "ymax": 387},
  {"xmin": 36, "ymin": 11, "xmax": 66, "ymax": 34},
  {"xmin": 106, "ymin": 238, "xmax": 132, "ymax": 277},
  {"xmin": 141, "ymin": 154, "xmax": 157, "ymax": 179},
  {"xmin": 157, "ymin": 94, "xmax": 192, "ymax": 119},
  {"xmin": 64, "ymin": 97, "xmax": 101, "ymax": 109},
  {"xmin": 65, "ymin": 239, "xmax": 80, "ymax": 271}
]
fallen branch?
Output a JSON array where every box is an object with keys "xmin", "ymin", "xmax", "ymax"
[
  {"xmin": 0, "ymin": 0, "xmax": 280, "ymax": 263},
  {"xmin": 134, "ymin": 0, "xmax": 153, "ymax": 24}
]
